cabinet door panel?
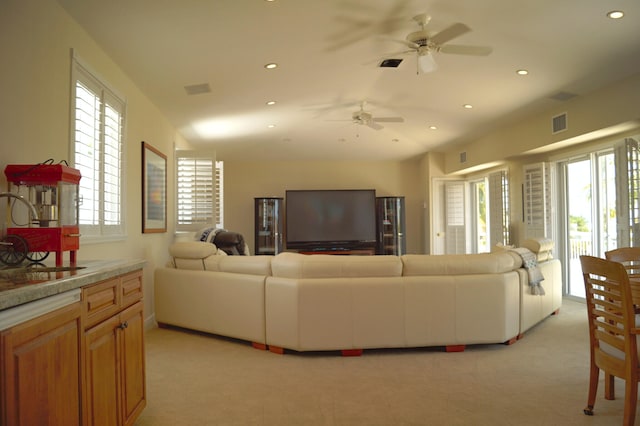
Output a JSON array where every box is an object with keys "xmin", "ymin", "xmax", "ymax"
[
  {"xmin": 121, "ymin": 271, "xmax": 143, "ymax": 309},
  {"xmin": 83, "ymin": 278, "xmax": 120, "ymax": 329},
  {"xmin": 85, "ymin": 315, "xmax": 120, "ymax": 426},
  {"xmin": 1, "ymin": 303, "xmax": 81, "ymax": 426},
  {"xmin": 120, "ymin": 302, "xmax": 146, "ymax": 426}
]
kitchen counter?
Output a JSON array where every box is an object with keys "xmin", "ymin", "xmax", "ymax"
[{"xmin": 0, "ymin": 259, "xmax": 146, "ymax": 311}]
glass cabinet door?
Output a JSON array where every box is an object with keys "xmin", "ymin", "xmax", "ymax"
[
  {"xmin": 254, "ymin": 197, "xmax": 284, "ymax": 255},
  {"xmin": 376, "ymin": 197, "xmax": 406, "ymax": 255}
]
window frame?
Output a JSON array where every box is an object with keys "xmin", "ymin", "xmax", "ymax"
[{"xmin": 69, "ymin": 51, "xmax": 126, "ymax": 242}]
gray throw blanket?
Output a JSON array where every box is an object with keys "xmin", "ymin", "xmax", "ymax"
[{"xmin": 511, "ymin": 247, "xmax": 545, "ymax": 295}]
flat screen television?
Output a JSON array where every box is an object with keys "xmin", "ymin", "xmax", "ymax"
[{"xmin": 285, "ymin": 189, "xmax": 376, "ymax": 251}]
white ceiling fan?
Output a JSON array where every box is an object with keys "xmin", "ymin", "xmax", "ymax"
[
  {"xmin": 349, "ymin": 102, "xmax": 404, "ymax": 130},
  {"xmin": 384, "ymin": 14, "xmax": 493, "ymax": 74}
]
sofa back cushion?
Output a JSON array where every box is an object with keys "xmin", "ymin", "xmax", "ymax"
[
  {"xmin": 401, "ymin": 252, "xmax": 522, "ymax": 276},
  {"xmin": 169, "ymin": 241, "xmax": 221, "ymax": 270},
  {"xmin": 204, "ymin": 255, "xmax": 272, "ymax": 275},
  {"xmin": 169, "ymin": 241, "xmax": 271, "ymax": 275},
  {"xmin": 271, "ymin": 252, "xmax": 403, "ymax": 279}
]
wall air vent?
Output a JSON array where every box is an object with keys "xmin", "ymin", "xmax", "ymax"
[
  {"xmin": 460, "ymin": 151, "xmax": 467, "ymax": 163},
  {"xmin": 552, "ymin": 112, "xmax": 567, "ymax": 134},
  {"xmin": 184, "ymin": 83, "xmax": 211, "ymax": 95}
]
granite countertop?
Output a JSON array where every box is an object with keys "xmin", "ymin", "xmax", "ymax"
[{"xmin": 0, "ymin": 259, "xmax": 146, "ymax": 311}]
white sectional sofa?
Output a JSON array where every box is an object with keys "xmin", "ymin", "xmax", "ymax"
[{"xmin": 154, "ymin": 241, "xmax": 562, "ymax": 355}]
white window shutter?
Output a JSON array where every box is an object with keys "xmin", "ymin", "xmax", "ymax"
[
  {"xmin": 523, "ymin": 162, "xmax": 553, "ymax": 239},
  {"xmin": 71, "ymin": 54, "xmax": 125, "ymax": 238},
  {"xmin": 488, "ymin": 170, "xmax": 510, "ymax": 246},
  {"xmin": 615, "ymin": 138, "xmax": 640, "ymax": 247},
  {"xmin": 176, "ymin": 151, "xmax": 223, "ymax": 232},
  {"xmin": 444, "ymin": 181, "xmax": 466, "ymax": 254}
]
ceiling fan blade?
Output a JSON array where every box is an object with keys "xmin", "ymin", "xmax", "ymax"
[
  {"xmin": 373, "ymin": 117, "xmax": 404, "ymax": 123},
  {"xmin": 439, "ymin": 44, "xmax": 493, "ymax": 56},
  {"xmin": 367, "ymin": 121, "xmax": 384, "ymax": 130},
  {"xmin": 418, "ymin": 52, "xmax": 438, "ymax": 73},
  {"xmin": 430, "ymin": 23, "xmax": 471, "ymax": 45}
]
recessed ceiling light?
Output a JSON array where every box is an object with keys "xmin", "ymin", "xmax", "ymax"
[
  {"xmin": 264, "ymin": 63, "xmax": 278, "ymax": 69},
  {"xmin": 429, "ymin": 125, "xmax": 437, "ymax": 130},
  {"xmin": 516, "ymin": 69, "xmax": 529, "ymax": 75},
  {"xmin": 607, "ymin": 10, "xmax": 624, "ymax": 19},
  {"xmin": 463, "ymin": 104, "xmax": 473, "ymax": 109},
  {"xmin": 267, "ymin": 124, "xmax": 276, "ymax": 128},
  {"xmin": 266, "ymin": 100, "xmax": 276, "ymax": 106}
]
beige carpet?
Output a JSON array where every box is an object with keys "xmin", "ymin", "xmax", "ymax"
[{"xmin": 135, "ymin": 299, "xmax": 636, "ymax": 425}]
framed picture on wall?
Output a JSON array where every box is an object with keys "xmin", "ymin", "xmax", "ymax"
[{"xmin": 142, "ymin": 141, "xmax": 167, "ymax": 233}]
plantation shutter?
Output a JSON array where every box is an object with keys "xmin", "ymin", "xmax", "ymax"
[
  {"xmin": 614, "ymin": 138, "xmax": 640, "ymax": 247},
  {"xmin": 176, "ymin": 152, "xmax": 223, "ymax": 232},
  {"xmin": 445, "ymin": 181, "xmax": 466, "ymax": 254},
  {"xmin": 214, "ymin": 161, "xmax": 224, "ymax": 228},
  {"xmin": 523, "ymin": 162, "xmax": 553, "ymax": 239},
  {"xmin": 72, "ymin": 55, "xmax": 125, "ymax": 238},
  {"xmin": 488, "ymin": 170, "xmax": 510, "ymax": 246}
]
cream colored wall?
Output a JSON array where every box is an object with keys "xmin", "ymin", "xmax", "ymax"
[
  {"xmin": 0, "ymin": 0, "xmax": 179, "ymax": 325},
  {"xmin": 222, "ymin": 159, "xmax": 425, "ymax": 254},
  {"xmin": 443, "ymin": 72, "xmax": 640, "ymax": 174}
]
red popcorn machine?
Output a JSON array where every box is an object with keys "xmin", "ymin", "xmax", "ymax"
[{"xmin": 1, "ymin": 163, "xmax": 81, "ymax": 267}]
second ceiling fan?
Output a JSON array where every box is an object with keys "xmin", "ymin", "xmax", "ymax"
[{"xmin": 384, "ymin": 13, "xmax": 493, "ymax": 74}]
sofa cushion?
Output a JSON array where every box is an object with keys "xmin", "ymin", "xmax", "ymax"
[
  {"xmin": 401, "ymin": 252, "xmax": 522, "ymax": 276},
  {"xmin": 169, "ymin": 241, "xmax": 224, "ymax": 270},
  {"xmin": 271, "ymin": 252, "xmax": 403, "ymax": 279},
  {"xmin": 204, "ymin": 255, "xmax": 273, "ymax": 275},
  {"xmin": 521, "ymin": 238, "xmax": 554, "ymax": 262}
]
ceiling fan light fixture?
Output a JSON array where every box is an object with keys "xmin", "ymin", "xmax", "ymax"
[{"xmin": 418, "ymin": 52, "xmax": 437, "ymax": 73}]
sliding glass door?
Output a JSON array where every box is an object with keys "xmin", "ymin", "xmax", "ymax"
[{"xmin": 560, "ymin": 151, "xmax": 616, "ymax": 298}]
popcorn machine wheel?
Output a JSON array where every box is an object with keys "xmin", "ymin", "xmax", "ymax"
[{"xmin": 2, "ymin": 163, "xmax": 81, "ymax": 267}]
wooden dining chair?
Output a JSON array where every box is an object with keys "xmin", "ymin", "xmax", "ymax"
[
  {"xmin": 580, "ymin": 255, "xmax": 640, "ymax": 425},
  {"xmin": 606, "ymin": 247, "xmax": 640, "ymax": 306}
]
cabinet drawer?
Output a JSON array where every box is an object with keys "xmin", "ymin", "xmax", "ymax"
[
  {"xmin": 83, "ymin": 278, "xmax": 121, "ymax": 329},
  {"xmin": 121, "ymin": 271, "xmax": 143, "ymax": 309}
]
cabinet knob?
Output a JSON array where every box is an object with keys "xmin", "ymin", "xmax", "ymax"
[{"xmin": 119, "ymin": 321, "xmax": 129, "ymax": 329}]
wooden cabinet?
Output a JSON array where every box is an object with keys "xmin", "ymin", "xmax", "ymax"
[
  {"xmin": 0, "ymin": 265, "xmax": 144, "ymax": 426},
  {"xmin": 376, "ymin": 197, "xmax": 406, "ymax": 255},
  {"xmin": 82, "ymin": 270, "xmax": 146, "ymax": 426},
  {"xmin": 255, "ymin": 197, "xmax": 284, "ymax": 255},
  {"xmin": 1, "ymin": 300, "xmax": 82, "ymax": 425}
]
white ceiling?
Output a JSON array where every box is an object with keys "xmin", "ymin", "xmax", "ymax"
[{"xmin": 56, "ymin": 0, "xmax": 640, "ymax": 162}]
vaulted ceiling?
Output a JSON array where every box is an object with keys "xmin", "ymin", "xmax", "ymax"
[{"xmin": 57, "ymin": 0, "xmax": 640, "ymax": 161}]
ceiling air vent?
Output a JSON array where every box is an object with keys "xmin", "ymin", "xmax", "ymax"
[
  {"xmin": 379, "ymin": 58, "xmax": 403, "ymax": 68},
  {"xmin": 549, "ymin": 91, "xmax": 577, "ymax": 102},
  {"xmin": 184, "ymin": 83, "xmax": 211, "ymax": 95},
  {"xmin": 460, "ymin": 151, "xmax": 467, "ymax": 163},
  {"xmin": 552, "ymin": 112, "xmax": 567, "ymax": 134}
]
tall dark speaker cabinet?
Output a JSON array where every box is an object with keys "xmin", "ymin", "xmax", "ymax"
[
  {"xmin": 254, "ymin": 197, "xmax": 284, "ymax": 255},
  {"xmin": 376, "ymin": 196, "xmax": 406, "ymax": 255}
]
